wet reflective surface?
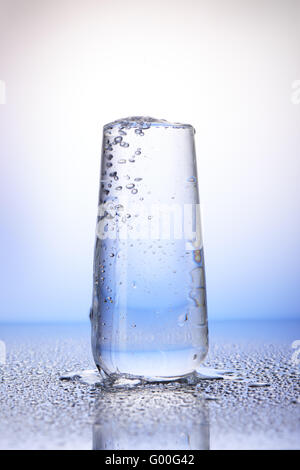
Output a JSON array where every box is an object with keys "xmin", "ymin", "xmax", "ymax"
[
  {"xmin": 93, "ymin": 388, "xmax": 210, "ymax": 450},
  {"xmin": 0, "ymin": 320, "xmax": 299, "ymax": 449}
]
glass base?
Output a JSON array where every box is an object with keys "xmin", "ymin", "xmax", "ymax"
[{"xmin": 96, "ymin": 364, "xmax": 201, "ymax": 387}]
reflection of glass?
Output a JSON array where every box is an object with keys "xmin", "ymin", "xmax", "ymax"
[
  {"xmin": 91, "ymin": 116, "xmax": 208, "ymax": 381},
  {"xmin": 93, "ymin": 388, "xmax": 210, "ymax": 450}
]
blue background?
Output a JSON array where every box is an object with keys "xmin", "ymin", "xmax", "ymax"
[{"xmin": 0, "ymin": 0, "xmax": 299, "ymax": 323}]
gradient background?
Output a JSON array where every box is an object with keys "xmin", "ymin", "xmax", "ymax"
[{"xmin": 0, "ymin": 0, "xmax": 299, "ymax": 323}]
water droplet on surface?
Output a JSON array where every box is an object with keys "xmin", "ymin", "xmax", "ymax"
[
  {"xmin": 178, "ymin": 313, "xmax": 188, "ymax": 327},
  {"xmin": 191, "ymin": 267, "xmax": 205, "ymax": 287},
  {"xmin": 248, "ymin": 382, "xmax": 271, "ymax": 388}
]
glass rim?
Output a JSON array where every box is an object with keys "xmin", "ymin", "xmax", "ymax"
[{"xmin": 103, "ymin": 116, "xmax": 195, "ymax": 132}]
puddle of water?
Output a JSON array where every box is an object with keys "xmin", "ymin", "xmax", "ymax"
[
  {"xmin": 196, "ymin": 367, "xmax": 237, "ymax": 380},
  {"xmin": 60, "ymin": 369, "xmax": 103, "ymax": 386},
  {"xmin": 60, "ymin": 366, "xmax": 246, "ymax": 388}
]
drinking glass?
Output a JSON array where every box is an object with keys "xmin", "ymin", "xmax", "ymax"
[{"xmin": 90, "ymin": 116, "xmax": 208, "ymax": 381}]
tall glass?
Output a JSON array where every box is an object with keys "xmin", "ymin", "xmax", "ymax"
[{"xmin": 90, "ymin": 116, "xmax": 208, "ymax": 381}]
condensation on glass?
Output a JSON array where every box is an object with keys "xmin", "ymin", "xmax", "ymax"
[{"xmin": 91, "ymin": 116, "xmax": 208, "ymax": 381}]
